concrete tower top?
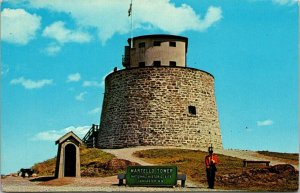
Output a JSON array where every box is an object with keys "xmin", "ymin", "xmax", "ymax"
[{"xmin": 122, "ymin": 34, "xmax": 188, "ymax": 69}]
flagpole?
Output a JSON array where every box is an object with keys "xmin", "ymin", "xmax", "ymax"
[{"xmin": 130, "ymin": 0, "xmax": 133, "ymax": 48}]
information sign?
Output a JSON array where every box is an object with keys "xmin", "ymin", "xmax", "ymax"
[{"xmin": 126, "ymin": 166, "xmax": 177, "ymax": 186}]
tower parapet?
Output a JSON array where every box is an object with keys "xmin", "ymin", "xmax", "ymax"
[{"xmin": 123, "ymin": 34, "xmax": 188, "ymax": 68}]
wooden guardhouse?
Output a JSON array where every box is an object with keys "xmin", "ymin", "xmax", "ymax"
[{"xmin": 55, "ymin": 131, "xmax": 83, "ymax": 178}]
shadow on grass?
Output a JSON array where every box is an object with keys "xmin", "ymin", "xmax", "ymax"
[{"xmin": 30, "ymin": 176, "xmax": 56, "ymax": 182}]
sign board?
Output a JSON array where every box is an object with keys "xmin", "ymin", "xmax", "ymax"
[{"xmin": 126, "ymin": 166, "xmax": 177, "ymax": 186}]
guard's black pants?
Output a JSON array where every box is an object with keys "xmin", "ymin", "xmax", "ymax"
[{"xmin": 206, "ymin": 167, "xmax": 216, "ymax": 189}]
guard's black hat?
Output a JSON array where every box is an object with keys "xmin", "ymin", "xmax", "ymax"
[{"xmin": 208, "ymin": 146, "xmax": 213, "ymax": 153}]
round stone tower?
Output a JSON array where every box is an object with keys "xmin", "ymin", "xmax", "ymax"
[{"xmin": 98, "ymin": 34, "xmax": 222, "ymax": 149}]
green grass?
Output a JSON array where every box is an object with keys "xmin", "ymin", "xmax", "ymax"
[{"xmin": 80, "ymin": 147, "xmax": 114, "ymax": 165}]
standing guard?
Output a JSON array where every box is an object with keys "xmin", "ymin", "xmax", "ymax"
[{"xmin": 205, "ymin": 146, "xmax": 218, "ymax": 189}]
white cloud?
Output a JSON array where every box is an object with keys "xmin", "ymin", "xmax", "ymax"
[
  {"xmin": 196, "ymin": 6, "xmax": 222, "ymax": 31},
  {"xmin": 272, "ymin": 0, "xmax": 298, "ymax": 5},
  {"xmin": 10, "ymin": 77, "xmax": 53, "ymax": 89},
  {"xmin": 257, "ymin": 119, "xmax": 274, "ymax": 127},
  {"xmin": 81, "ymin": 71, "xmax": 112, "ymax": 88},
  {"xmin": 88, "ymin": 107, "xmax": 101, "ymax": 115},
  {"xmin": 67, "ymin": 73, "xmax": 81, "ymax": 82},
  {"xmin": 75, "ymin": 91, "xmax": 87, "ymax": 101},
  {"xmin": 23, "ymin": 0, "xmax": 222, "ymax": 43},
  {"xmin": 134, "ymin": 2, "xmax": 222, "ymax": 33},
  {"xmin": 32, "ymin": 125, "xmax": 90, "ymax": 141},
  {"xmin": 42, "ymin": 21, "xmax": 91, "ymax": 44},
  {"xmin": 44, "ymin": 43, "xmax": 61, "ymax": 56},
  {"xmin": 1, "ymin": 8, "xmax": 41, "ymax": 45},
  {"xmin": 83, "ymin": 81, "xmax": 102, "ymax": 87}
]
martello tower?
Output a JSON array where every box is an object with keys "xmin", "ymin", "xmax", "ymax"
[{"xmin": 98, "ymin": 34, "xmax": 222, "ymax": 149}]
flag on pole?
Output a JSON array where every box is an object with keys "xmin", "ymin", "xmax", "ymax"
[
  {"xmin": 129, "ymin": 0, "xmax": 133, "ymax": 48},
  {"xmin": 128, "ymin": 3, "xmax": 132, "ymax": 17}
]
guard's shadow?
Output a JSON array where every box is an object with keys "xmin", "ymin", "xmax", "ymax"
[{"xmin": 29, "ymin": 176, "xmax": 56, "ymax": 182}]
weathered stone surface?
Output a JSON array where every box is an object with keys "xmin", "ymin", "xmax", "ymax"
[{"xmin": 98, "ymin": 67, "xmax": 222, "ymax": 149}]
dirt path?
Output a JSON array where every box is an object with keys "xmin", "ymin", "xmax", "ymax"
[{"xmin": 102, "ymin": 146, "xmax": 157, "ymax": 166}]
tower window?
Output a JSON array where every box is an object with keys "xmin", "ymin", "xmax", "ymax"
[
  {"xmin": 153, "ymin": 41, "xmax": 161, "ymax": 46},
  {"xmin": 170, "ymin": 61, "xmax": 176, "ymax": 67},
  {"xmin": 153, "ymin": 61, "xmax": 161, "ymax": 67},
  {"xmin": 169, "ymin": 41, "xmax": 176, "ymax": 47},
  {"xmin": 139, "ymin": 42, "xmax": 145, "ymax": 48},
  {"xmin": 139, "ymin": 62, "xmax": 145, "ymax": 67},
  {"xmin": 188, "ymin": 106, "xmax": 196, "ymax": 115}
]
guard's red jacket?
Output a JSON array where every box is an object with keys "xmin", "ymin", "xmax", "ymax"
[{"xmin": 205, "ymin": 154, "xmax": 218, "ymax": 168}]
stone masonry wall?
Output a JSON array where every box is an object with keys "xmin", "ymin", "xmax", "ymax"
[{"xmin": 98, "ymin": 67, "xmax": 222, "ymax": 149}]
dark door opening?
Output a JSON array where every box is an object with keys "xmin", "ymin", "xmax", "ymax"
[{"xmin": 64, "ymin": 144, "xmax": 76, "ymax": 177}]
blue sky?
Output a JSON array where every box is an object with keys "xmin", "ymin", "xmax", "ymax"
[{"xmin": 1, "ymin": 0, "xmax": 298, "ymax": 174}]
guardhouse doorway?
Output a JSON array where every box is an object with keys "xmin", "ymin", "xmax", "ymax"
[{"xmin": 64, "ymin": 144, "xmax": 76, "ymax": 177}]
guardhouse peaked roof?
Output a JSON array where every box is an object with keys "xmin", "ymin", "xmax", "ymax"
[{"xmin": 55, "ymin": 131, "xmax": 83, "ymax": 145}]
